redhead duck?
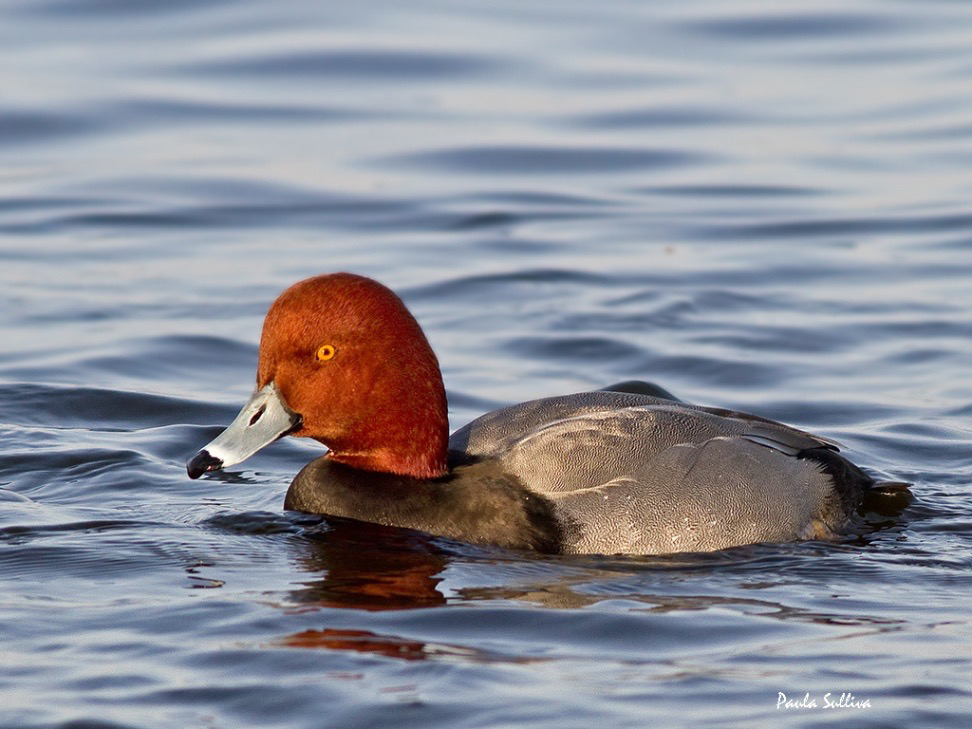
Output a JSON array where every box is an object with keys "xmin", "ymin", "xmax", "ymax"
[{"xmin": 187, "ymin": 273, "xmax": 901, "ymax": 555}]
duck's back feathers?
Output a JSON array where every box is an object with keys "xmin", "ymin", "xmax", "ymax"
[{"xmin": 450, "ymin": 389, "xmax": 836, "ymax": 463}]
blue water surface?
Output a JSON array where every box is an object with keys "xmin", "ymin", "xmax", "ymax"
[{"xmin": 1, "ymin": 1, "xmax": 971, "ymax": 727}]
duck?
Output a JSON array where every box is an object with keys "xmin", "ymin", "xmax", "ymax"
[{"xmin": 187, "ymin": 272, "xmax": 903, "ymax": 555}]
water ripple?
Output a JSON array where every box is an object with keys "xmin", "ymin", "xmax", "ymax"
[
  {"xmin": 569, "ymin": 106, "xmax": 749, "ymax": 130},
  {"xmin": 0, "ymin": 107, "xmax": 98, "ymax": 146},
  {"xmin": 30, "ymin": 0, "xmax": 232, "ymax": 18},
  {"xmin": 384, "ymin": 145, "xmax": 705, "ymax": 175},
  {"xmin": 684, "ymin": 12, "xmax": 904, "ymax": 42},
  {"xmin": 186, "ymin": 49, "xmax": 503, "ymax": 81}
]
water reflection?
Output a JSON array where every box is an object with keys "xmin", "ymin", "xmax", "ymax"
[
  {"xmin": 289, "ymin": 518, "xmax": 449, "ymax": 610},
  {"xmin": 279, "ymin": 628, "xmax": 529, "ymax": 664},
  {"xmin": 458, "ymin": 581, "xmax": 907, "ymax": 631}
]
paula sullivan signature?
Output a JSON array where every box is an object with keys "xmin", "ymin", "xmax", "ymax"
[{"xmin": 777, "ymin": 692, "xmax": 872, "ymax": 710}]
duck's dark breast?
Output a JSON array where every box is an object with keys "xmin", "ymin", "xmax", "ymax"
[{"xmin": 285, "ymin": 455, "xmax": 564, "ymax": 553}]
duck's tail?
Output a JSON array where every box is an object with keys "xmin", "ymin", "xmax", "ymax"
[
  {"xmin": 796, "ymin": 446, "xmax": 912, "ymax": 516},
  {"xmin": 862, "ymin": 479, "xmax": 912, "ymax": 517}
]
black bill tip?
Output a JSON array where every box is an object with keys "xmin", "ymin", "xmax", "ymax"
[{"xmin": 187, "ymin": 449, "xmax": 223, "ymax": 479}]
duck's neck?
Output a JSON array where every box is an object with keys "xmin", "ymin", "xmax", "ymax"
[{"xmin": 325, "ymin": 366, "xmax": 450, "ymax": 479}]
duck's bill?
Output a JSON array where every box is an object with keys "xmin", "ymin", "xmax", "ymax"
[{"xmin": 186, "ymin": 381, "xmax": 301, "ymax": 479}]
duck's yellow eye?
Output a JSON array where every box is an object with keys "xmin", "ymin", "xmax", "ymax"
[{"xmin": 315, "ymin": 344, "xmax": 337, "ymax": 362}]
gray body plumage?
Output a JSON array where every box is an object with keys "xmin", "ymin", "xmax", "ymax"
[{"xmin": 449, "ymin": 389, "xmax": 852, "ymax": 554}]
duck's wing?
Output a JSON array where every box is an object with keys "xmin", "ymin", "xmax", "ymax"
[
  {"xmin": 479, "ymin": 401, "xmax": 854, "ymax": 554},
  {"xmin": 696, "ymin": 405, "xmax": 841, "ymax": 453},
  {"xmin": 491, "ymin": 403, "xmax": 833, "ymax": 495},
  {"xmin": 544, "ymin": 436, "xmax": 839, "ymax": 555}
]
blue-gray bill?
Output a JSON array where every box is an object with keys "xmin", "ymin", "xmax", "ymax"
[{"xmin": 187, "ymin": 381, "xmax": 301, "ymax": 479}]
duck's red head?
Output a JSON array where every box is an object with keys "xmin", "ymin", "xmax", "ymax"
[{"xmin": 187, "ymin": 273, "xmax": 449, "ymax": 480}]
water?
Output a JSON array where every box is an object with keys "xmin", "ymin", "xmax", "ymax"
[{"xmin": 2, "ymin": 0, "xmax": 971, "ymax": 726}]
